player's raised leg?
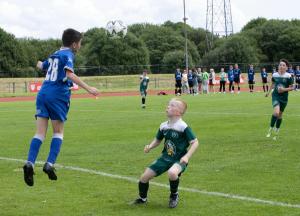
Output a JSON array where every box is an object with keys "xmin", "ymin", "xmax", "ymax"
[
  {"xmin": 43, "ymin": 120, "xmax": 64, "ymax": 180},
  {"xmin": 23, "ymin": 117, "xmax": 48, "ymax": 186}
]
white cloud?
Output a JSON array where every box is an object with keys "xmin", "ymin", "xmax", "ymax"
[{"xmin": 0, "ymin": 0, "xmax": 299, "ymax": 39}]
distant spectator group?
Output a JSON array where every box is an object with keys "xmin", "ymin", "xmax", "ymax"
[{"xmin": 174, "ymin": 63, "xmax": 300, "ymax": 95}]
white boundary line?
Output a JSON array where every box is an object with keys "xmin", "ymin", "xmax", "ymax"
[
  {"xmin": 1, "ymin": 156, "xmax": 300, "ymax": 209},
  {"xmin": 0, "ymin": 109, "xmax": 299, "ymax": 117}
]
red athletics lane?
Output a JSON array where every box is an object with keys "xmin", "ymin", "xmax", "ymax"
[
  {"xmin": 0, "ymin": 90, "xmax": 175, "ymax": 103},
  {"xmin": 0, "ymin": 87, "xmax": 263, "ymax": 103}
]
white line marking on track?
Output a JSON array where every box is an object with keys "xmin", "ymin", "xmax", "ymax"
[{"xmin": 1, "ymin": 156, "xmax": 300, "ymax": 209}]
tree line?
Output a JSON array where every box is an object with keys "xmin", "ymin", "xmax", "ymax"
[{"xmin": 0, "ymin": 18, "xmax": 299, "ymax": 77}]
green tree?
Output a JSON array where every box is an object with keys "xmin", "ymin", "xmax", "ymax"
[
  {"xmin": 241, "ymin": 17, "xmax": 267, "ymax": 32},
  {"xmin": 201, "ymin": 35, "xmax": 258, "ymax": 66},
  {"xmin": 0, "ymin": 27, "xmax": 28, "ymax": 77},
  {"xmin": 138, "ymin": 25, "xmax": 200, "ymax": 70},
  {"xmin": 18, "ymin": 38, "xmax": 60, "ymax": 76},
  {"xmin": 78, "ymin": 28, "xmax": 149, "ymax": 75}
]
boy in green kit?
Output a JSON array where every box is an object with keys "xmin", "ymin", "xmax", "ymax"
[{"xmin": 133, "ymin": 98, "xmax": 199, "ymax": 208}]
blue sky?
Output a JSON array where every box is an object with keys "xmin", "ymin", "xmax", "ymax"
[{"xmin": 0, "ymin": 0, "xmax": 299, "ymax": 39}]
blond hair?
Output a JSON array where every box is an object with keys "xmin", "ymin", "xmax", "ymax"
[{"xmin": 170, "ymin": 98, "xmax": 187, "ymax": 115}]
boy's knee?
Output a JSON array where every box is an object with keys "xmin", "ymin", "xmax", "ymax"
[
  {"xmin": 273, "ymin": 112, "xmax": 280, "ymax": 118},
  {"xmin": 140, "ymin": 172, "xmax": 151, "ymax": 183},
  {"xmin": 34, "ymin": 134, "xmax": 45, "ymax": 142},
  {"xmin": 168, "ymin": 169, "xmax": 178, "ymax": 180}
]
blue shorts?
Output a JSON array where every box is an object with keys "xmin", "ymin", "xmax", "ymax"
[{"xmin": 35, "ymin": 94, "xmax": 70, "ymax": 122}]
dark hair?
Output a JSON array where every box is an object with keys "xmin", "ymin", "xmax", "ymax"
[
  {"xmin": 62, "ymin": 28, "xmax": 82, "ymax": 47},
  {"xmin": 280, "ymin": 59, "xmax": 290, "ymax": 67}
]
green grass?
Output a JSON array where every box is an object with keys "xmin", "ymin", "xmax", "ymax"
[{"xmin": 0, "ymin": 92, "xmax": 299, "ymax": 215}]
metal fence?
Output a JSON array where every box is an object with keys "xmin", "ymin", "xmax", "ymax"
[{"xmin": 0, "ymin": 76, "xmax": 175, "ymax": 95}]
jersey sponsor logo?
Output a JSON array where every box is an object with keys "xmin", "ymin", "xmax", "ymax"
[
  {"xmin": 171, "ymin": 131, "xmax": 179, "ymax": 139},
  {"xmin": 165, "ymin": 140, "xmax": 176, "ymax": 156}
]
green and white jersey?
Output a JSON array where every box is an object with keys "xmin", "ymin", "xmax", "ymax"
[
  {"xmin": 272, "ymin": 72, "xmax": 293, "ymax": 103},
  {"xmin": 220, "ymin": 72, "xmax": 227, "ymax": 82},
  {"xmin": 156, "ymin": 119, "xmax": 197, "ymax": 162},
  {"xmin": 140, "ymin": 76, "xmax": 149, "ymax": 91}
]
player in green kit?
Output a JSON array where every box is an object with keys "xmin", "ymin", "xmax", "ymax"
[
  {"xmin": 265, "ymin": 59, "xmax": 295, "ymax": 140},
  {"xmin": 140, "ymin": 70, "xmax": 149, "ymax": 108},
  {"xmin": 133, "ymin": 98, "xmax": 199, "ymax": 208}
]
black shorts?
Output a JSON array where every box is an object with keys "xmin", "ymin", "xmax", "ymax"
[
  {"xmin": 296, "ymin": 79, "xmax": 300, "ymax": 84},
  {"xmin": 188, "ymin": 81, "xmax": 194, "ymax": 88},
  {"xmin": 209, "ymin": 80, "xmax": 214, "ymax": 86},
  {"xmin": 175, "ymin": 80, "xmax": 182, "ymax": 88},
  {"xmin": 234, "ymin": 78, "xmax": 240, "ymax": 84},
  {"xmin": 248, "ymin": 80, "xmax": 254, "ymax": 84},
  {"xmin": 262, "ymin": 78, "xmax": 268, "ymax": 84}
]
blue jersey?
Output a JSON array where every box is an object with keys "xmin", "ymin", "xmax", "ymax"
[
  {"xmin": 188, "ymin": 72, "xmax": 193, "ymax": 81},
  {"xmin": 287, "ymin": 68, "xmax": 294, "ymax": 76},
  {"xmin": 40, "ymin": 48, "xmax": 75, "ymax": 101},
  {"xmin": 227, "ymin": 69, "xmax": 234, "ymax": 81},
  {"xmin": 248, "ymin": 69, "xmax": 255, "ymax": 81},
  {"xmin": 175, "ymin": 71, "xmax": 182, "ymax": 81},
  {"xmin": 261, "ymin": 71, "xmax": 268, "ymax": 79},
  {"xmin": 295, "ymin": 70, "xmax": 300, "ymax": 81},
  {"xmin": 233, "ymin": 68, "xmax": 241, "ymax": 79}
]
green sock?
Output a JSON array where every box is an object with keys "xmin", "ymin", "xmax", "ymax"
[
  {"xmin": 276, "ymin": 118, "xmax": 282, "ymax": 129},
  {"xmin": 270, "ymin": 115, "xmax": 277, "ymax": 128}
]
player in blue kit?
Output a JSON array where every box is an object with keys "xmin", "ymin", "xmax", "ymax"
[
  {"xmin": 295, "ymin": 66, "xmax": 300, "ymax": 90},
  {"xmin": 227, "ymin": 65, "xmax": 234, "ymax": 93},
  {"xmin": 261, "ymin": 67, "xmax": 269, "ymax": 92},
  {"xmin": 233, "ymin": 64, "xmax": 241, "ymax": 94},
  {"xmin": 174, "ymin": 68, "xmax": 182, "ymax": 95},
  {"xmin": 287, "ymin": 65, "xmax": 295, "ymax": 78},
  {"xmin": 23, "ymin": 28, "xmax": 99, "ymax": 186},
  {"xmin": 248, "ymin": 64, "xmax": 255, "ymax": 93}
]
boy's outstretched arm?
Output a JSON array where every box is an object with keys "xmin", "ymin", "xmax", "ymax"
[
  {"xmin": 66, "ymin": 70, "xmax": 99, "ymax": 96},
  {"xmin": 36, "ymin": 61, "xmax": 43, "ymax": 70},
  {"xmin": 144, "ymin": 138, "xmax": 162, "ymax": 153},
  {"xmin": 180, "ymin": 139, "xmax": 199, "ymax": 164}
]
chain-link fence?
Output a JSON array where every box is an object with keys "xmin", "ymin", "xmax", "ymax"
[
  {"xmin": 1, "ymin": 62, "xmax": 299, "ymax": 95},
  {"xmin": 0, "ymin": 75, "xmax": 175, "ymax": 95}
]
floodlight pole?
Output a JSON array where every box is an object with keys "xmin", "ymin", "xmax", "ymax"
[{"xmin": 183, "ymin": 0, "xmax": 188, "ymax": 72}]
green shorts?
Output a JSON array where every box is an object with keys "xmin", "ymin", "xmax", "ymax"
[
  {"xmin": 272, "ymin": 98, "xmax": 287, "ymax": 112},
  {"xmin": 148, "ymin": 156, "xmax": 187, "ymax": 177},
  {"xmin": 140, "ymin": 89, "xmax": 147, "ymax": 97}
]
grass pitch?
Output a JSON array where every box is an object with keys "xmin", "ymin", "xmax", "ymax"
[{"xmin": 0, "ymin": 92, "xmax": 299, "ymax": 215}]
